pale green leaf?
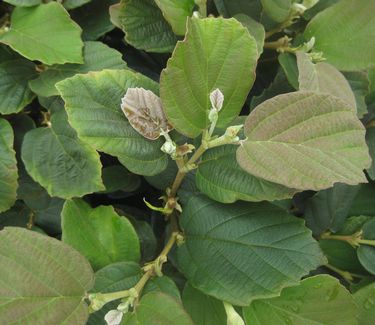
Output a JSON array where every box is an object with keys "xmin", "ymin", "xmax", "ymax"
[
  {"xmin": 56, "ymin": 69, "xmax": 168, "ymax": 176},
  {"xmin": 0, "ymin": 119, "xmax": 17, "ymax": 213},
  {"xmin": 182, "ymin": 284, "xmax": 227, "ymax": 325},
  {"xmin": 29, "ymin": 41, "xmax": 126, "ymax": 97},
  {"xmin": 62, "ymin": 199, "xmax": 140, "ymax": 271},
  {"xmin": 243, "ymin": 275, "xmax": 358, "ymax": 325},
  {"xmin": 21, "ymin": 108, "xmax": 104, "ymax": 199},
  {"xmin": 177, "ymin": 195, "xmax": 325, "ymax": 306},
  {"xmin": 0, "ymin": 49, "xmax": 37, "ymax": 114},
  {"xmin": 357, "ymin": 219, "xmax": 375, "ymax": 275},
  {"xmin": 154, "ymin": 0, "xmax": 195, "ymax": 35},
  {"xmin": 296, "ymin": 52, "xmax": 357, "ymax": 110},
  {"xmin": 196, "ymin": 145, "xmax": 297, "ymax": 203},
  {"xmin": 366, "ymin": 128, "xmax": 375, "ymax": 180},
  {"xmin": 353, "ymin": 282, "xmax": 375, "ymax": 325},
  {"xmin": 160, "ymin": 17, "xmax": 258, "ymax": 138},
  {"xmin": 71, "ymin": 0, "xmax": 118, "ymax": 41},
  {"xmin": 118, "ymin": 0, "xmax": 178, "ymax": 53},
  {"xmin": 122, "ymin": 292, "xmax": 194, "ymax": 325},
  {"xmin": 304, "ymin": 0, "xmax": 375, "ymax": 71},
  {"xmin": 0, "ymin": 227, "xmax": 94, "ymax": 324},
  {"xmin": 260, "ymin": 0, "xmax": 291, "ymax": 23},
  {"xmin": 0, "ymin": 3, "xmax": 83, "ymax": 65},
  {"xmin": 237, "ymin": 91, "xmax": 370, "ymax": 191}
]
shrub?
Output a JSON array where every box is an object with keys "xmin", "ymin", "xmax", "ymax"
[{"xmin": 0, "ymin": 0, "xmax": 375, "ymax": 324}]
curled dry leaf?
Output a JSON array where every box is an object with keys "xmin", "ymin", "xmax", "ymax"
[{"xmin": 121, "ymin": 87, "xmax": 173, "ymax": 140}]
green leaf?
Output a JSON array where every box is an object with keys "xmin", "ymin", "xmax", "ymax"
[
  {"xmin": 296, "ymin": 52, "xmax": 357, "ymax": 110},
  {"xmin": 250, "ymin": 69, "xmax": 294, "ymax": 109},
  {"xmin": 154, "ymin": 0, "xmax": 195, "ymax": 35},
  {"xmin": 0, "ymin": 119, "xmax": 17, "ymax": 213},
  {"xmin": 319, "ymin": 240, "xmax": 368, "ymax": 275},
  {"xmin": 101, "ymin": 165, "xmax": 141, "ymax": 194},
  {"xmin": 353, "ymin": 282, "xmax": 375, "ymax": 325},
  {"xmin": 177, "ymin": 195, "xmax": 325, "ymax": 306},
  {"xmin": 343, "ymin": 71, "xmax": 370, "ymax": 118},
  {"xmin": 62, "ymin": 199, "xmax": 140, "ymax": 271},
  {"xmin": 88, "ymin": 262, "xmax": 142, "ymax": 325},
  {"xmin": 182, "ymin": 284, "xmax": 227, "ymax": 325},
  {"xmin": 234, "ymin": 14, "xmax": 265, "ymax": 56},
  {"xmin": 278, "ymin": 53, "xmax": 299, "ymax": 90},
  {"xmin": 117, "ymin": 0, "xmax": 178, "ymax": 53},
  {"xmin": 71, "ymin": 0, "xmax": 118, "ymax": 41},
  {"xmin": 213, "ymin": 0, "xmax": 262, "ymax": 21},
  {"xmin": 3, "ymin": 0, "xmax": 41, "ymax": 6},
  {"xmin": 29, "ymin": 41, "xmax": 126, "ymax": 97},
  {"xmin": 122, "ymin": 292, "xmax": 194, "ymax": 325},
  {"xmin": 303, "ymin": 0, "xmax": 340, "ymax": 20},
  {"xmin": 0, "ymin": 3, "xmax": 83, "ymax": 65},
  {"xmin": 196, "ymin": 145, "xmax": 297, "ymax": 203},
  {"xmin": 0, "ymin": 227, "xmax": 94, "ymax": 324},
  {"xmin": 0, "ymin": 201, "xmax": 30, "ymax": 229},
  {"xmin": 56, "ymin": 69, "xmax": 168, "ymax": 176},
  {"xmin": 366, "ymin": 128, "xmax": 375, "ymax": 180},
  {"xmin": 143, "ymin": 276, "xmax": 181, "ymax": 300},
  {"xmin": 160, "ymin": 17, "xmax": 258, "ymax": 138},
  {"xmin": 63, "ymin": 0, "xmax": 91, "ymax": 10},
  {"xmin": 349, "ymin": 184, "xmax": 375, "ymax": 216},
  {"xmin": 303, "ymin": 183, "xmax": 360, "ymax": 235},
  {"xmin": 21, "ymin": 108, "xmax": 104, "ymax": 198},
  {"xmin": 358, "ymin": 219, "xmax": 375, "ymax": 275},
  {"xmin": 17, "ymin": 168, "xmax": 64, "ymax": 234},
  {"xmin": 237, "ymin": 91, "xmax": 370, "ymax": 191},
  {"xmin": 304, "ymin": 0, "xmax": 375, "ymax": 71},
  {"xmin": 243, "ymin": 275, "xmax": 359, "ymax": 325},
  {"xmin": 260, "ymin": 0, "xmax": 291, "ymax": 23},
  {"xmin": 0, "ymin": 49, "xmax": 37, "ymax": 115}
]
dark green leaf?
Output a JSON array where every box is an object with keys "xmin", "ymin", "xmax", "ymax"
[
  {"xmin": 0, "ymin": 49, "xmax": 37, "ymax": 114},
  {"xmin": 182, "ymin": 284, "xmax": 227, "ymax": 325},
  {"xmin": 101, "ymin": 165, "xmax": 141, "ymax": 194},
  {"xmin": 304, "ymin": 183, "xmax": 360, "ymax": 235},
  {"xmin": 29, "ymin": 41, "xmax": 126, "ymax": 97},
  {"xmin": 177, "ymin": 195, "xmax": 325, "ymax": 306},
  {"xmin": 71, "ymin": 0, "xmax": 118, "ymax": 41},
  {"xmin": 143, "ymin": 276, "xmax": 181, "ymax": 300},
  {"xmin": 118, "ymin": 0, "xmax": 178, "ymax": 53},
  {"xmin": 21, "ymin": 109, "xmax": 104, "ymax": 198},
  {"xmin": 358, "ymin": 219, "xmax": 375, "ymax": 275},
  {"xmin": 196, "ymin": 145, "xmax": 296, "ymax": 203}
]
